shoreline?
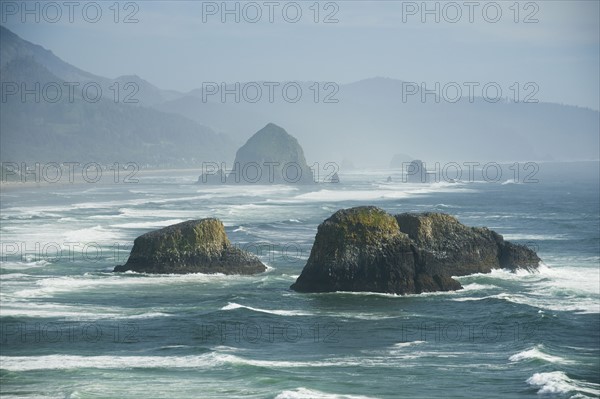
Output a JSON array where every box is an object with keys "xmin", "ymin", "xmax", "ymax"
[{"xmin": 0, "ymin": 168, "xmax": 203, "ymax": 191}]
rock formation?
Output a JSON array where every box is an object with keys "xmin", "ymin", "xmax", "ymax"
[
  {"xmin": 405, "ymin": 159, "xmax": 429, "ymax": 183},
  {"xmin": 228, "ymin": 123, "xmax": 314, "ymax": 184},
  {"xmin": 114, "ymin": 219, "xmax": 266, "ymax": 274},
  {"xmin": 291, "ymin": 207, "xmax": 540, "ymax": 294},
  {"xmin": 330, "ymin": 172, "xmax": 340, "ymax": 183}
]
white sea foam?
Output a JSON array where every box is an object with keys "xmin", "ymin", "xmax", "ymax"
[
  {"xmin": 196, "ymin": 185, "xmax": 299, "ymax": 197},
  {"xmin": 11, "ymin": 273, "xmax": 245, "ymax": 298},
  {"xmin": 110, "ymin": 219, "xmax": 185, "ymax": 229},
  {"xmin": 337, "ymin": 313, "xmax": 401, "ymax": 320},
  {"xmin": 62, "ymin": 225, "xmax": 125, "ymax": 244},
  {"xmin": 0, "ymin": 353, "xmax": 365, "ymax": 371},
  {"xmin": 535, "ymin": 264, "xmax": 600, "ymax": 295},
  {"xmin": 0, "ymin": 260, "xmax": 51, "ymax": 270},
  {"xmin": 459, "ymin": 283, "xmax": 499, "ymax": 291},
  {"xmin": 329, "ymin": 287, "xmax": 469, "ymax": 299},
  {"xmin": 393, "ymin": 341, "xmax": 426, "ymax": 348},
  {"xmin": 501, "ymin": 233, "xmax": 568, "ymax": 241},
  {"xmin": 220, "ymin": 302, "xmax": 313, "ymax": 316},
  {"xmin": 2, "ymin": 351, "xmax": 469, "ymax": 372},
  {"xmin": 509, "ymin": 345, "xmax": 576, "ymax": 364},
  {"xmin": 449, "ymin": 264, "xmax": 599, "ymax": 313},
  {"xmin": 526, "ymin": 371, "xmax": 600, "ymax": 396},
  {"xmin": 289, "ymin": 189, "xmax": 409, "ymax": 202},
  {"xmin": 0, "ymin": 273, "xmax": 31, "ymax": 280},
  {"xmin": 0, "ymin": 301, "xmax": 171, "ymax": 320},
  {"xmin": 275, "ymin": 388, "xmax": 377, "ymax": 399},
  {"xmin": 115, "ymin": 208, "xmax": 205, "ymax": 220}
]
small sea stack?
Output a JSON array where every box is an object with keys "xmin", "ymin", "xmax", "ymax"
[{"xmin": 114, "ymin": 219, "xmax": 266, "ymax": 275}]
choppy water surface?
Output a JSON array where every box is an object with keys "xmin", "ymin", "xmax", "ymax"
[{"xmin": 1, "ymin": 165, "xmax": 599, "ymax": 398}]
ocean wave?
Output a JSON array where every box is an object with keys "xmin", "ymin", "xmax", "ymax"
[
  {"xmin": 11, "ymin": 273, "xmax": 247, "ymax": 298},
  {"xmin": 509, "ymin": 345, "xmax": 576, "ymax": 364},
  {"xmin": 526, "ymin": 371, "xmax": 600, "ymax": 396},
  {"xmin": 0, "ymin": 273, "xmax": 32, "ymax": 280},
  {"xmin": 324, "ymin": 288, "xmax": 462, "ymax": 299},
  {"xmin": 115, "ymin": 208, "xmax": 204, "ymax": 220},
  {"xmin": 110, "ymin": 219, "xmax": 185, "ymax": 229},
  {"xmin": 0, "ymin": 301, "xmax": 171, "ymax": 320},
  {"xmin": 392, "ymin": 341, "xmax": 426, "ymax": 348},
  {"xmin": 0, "ymin": 353, "xmax": 361, "ymax": 371},
  {"xmin": 220, "ymin": 302, "xmax": 313, "ymax": 316},
  {"xmin": 0, "ymin": 351, "xmax": 467, "ymax": 372},
  {"xmin": 219, "ymin": 302, "xmax": 398, "ymax": 320},
  {"xmin": 501, "ymin": 233, "xmax": 569, "ymax": 241},
  {"xmin": 0, "ymin": 208, "xmax": 65, "ymax": 220},
  {"xmin": 284, "ymin": 187, "xmax": 469, "ymax": 204},
  {"xmin": 0, "ymin": 260, "xmax": 51, "ymax": 270},
  {"xmin": 459, "ymin": 283, "xmax": 499, "ymax": 291},
  {"xmin": 275, "ymin": 387, "xmax": 377, "ymax": 399},
  {"xmin": 452, "ymin": 291, "xmax": 599, "ymax": 314}
]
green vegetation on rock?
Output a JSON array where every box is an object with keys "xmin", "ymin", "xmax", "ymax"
[
  {"xmin": 114, "ymin": 219, "xmax": 266, "ymax": 275},
  {"xmin": 292, "ymin": 207, "xmax": 541, "ymax": 294}
]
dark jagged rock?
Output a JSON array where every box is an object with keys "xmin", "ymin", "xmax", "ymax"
[
  {"xmin": 228, "ymin": 123, "xmax": 314, "ymax": 184},
  {"xmin": 395, "ymin": 212, "xmax": 540, "ymax": 275},
  {"xmin": 290, "ymin": 207, "xmax": 418, "ymax": 294},
  {"xmin": 291, "ymin": 207, "xmax": 540, "ymax": 294},
  {"xmin": 114, "ymin": 219, "xmax": 266, "ymax": 274}
]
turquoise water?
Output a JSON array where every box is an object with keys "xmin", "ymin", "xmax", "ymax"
[{"xmin": 1, "ymin": 164, "xmax": 599, "ymax": 398}]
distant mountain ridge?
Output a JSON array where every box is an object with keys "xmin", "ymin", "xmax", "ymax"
[
  {"xmin": 0, "ymin": 26, "xmax": 233, "ymax": 166},
  {"xmin": 0, "ymin": 25, "xmax": 178, "ymax": 106},
  {"xmin": 1, "ymin": 25, "xmax": 598, "ymax": 168},
  {"xmin": 158, "ymin": 77, "xmax": 600, "ymax": 165}
]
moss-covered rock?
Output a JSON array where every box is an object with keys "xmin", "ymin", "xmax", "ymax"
[
  {"xmin": 291, "ymin": 207, "xmax": 418, "ymax": 293},
  {"xmin": 396, "ymin": 212, "xmax": 540, "ymax": 275},
  {"xmin": 114, "ymin": 219, "xmax": 266, "ymax": 274},
  {"xmin": 291, "ymin": 207, "xmax": 541, "ymax": 294}
]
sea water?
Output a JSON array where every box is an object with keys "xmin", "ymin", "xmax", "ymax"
[{"xmin": 1, "ymin": 163, "xmax": 598, "ymax": 398}]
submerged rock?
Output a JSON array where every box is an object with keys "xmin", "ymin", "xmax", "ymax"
[
  {"xmin": 291, "ymin": 207, "xmax": 540, "ymax": 294},
  {"xmin": 114, "ymin": 219, "xmax": 266, "ymax": 274}
]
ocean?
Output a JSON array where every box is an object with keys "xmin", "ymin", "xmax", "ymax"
[{"xmin": 1, "ymin": 162, "xmax": 599, "ymax": 398}]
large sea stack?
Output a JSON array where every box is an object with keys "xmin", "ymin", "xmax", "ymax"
[
  {"xmin": 114, "ymin": 219, "xmax": 266, "ymax": 274},
  {"xmin": 198, "ymin": 123, "xmax": 314, "ymax": 184},
  {"xmin": 291, "ymin": 207, "xmax": 540, "ymax": 294}
]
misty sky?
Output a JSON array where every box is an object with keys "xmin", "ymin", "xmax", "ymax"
[{"xmin": 2, "ymin": 0, "xmax": 599, "ymax": 110}]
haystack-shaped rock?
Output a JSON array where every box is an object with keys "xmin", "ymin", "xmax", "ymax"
[{"xmin": 228, "ymin": 123, "xmax": 314, "ymax": 184}]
